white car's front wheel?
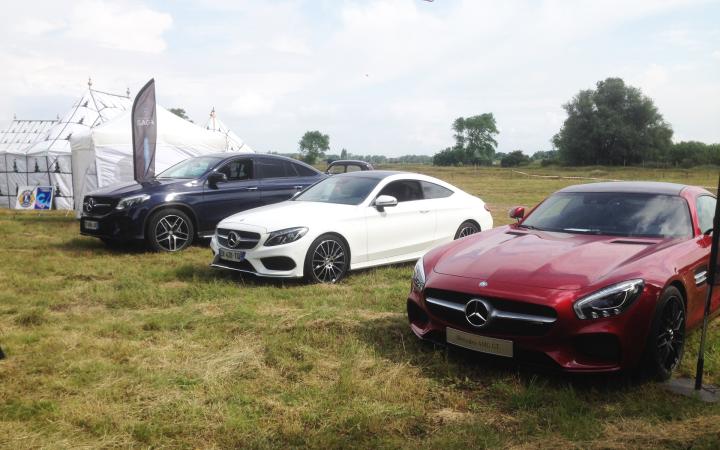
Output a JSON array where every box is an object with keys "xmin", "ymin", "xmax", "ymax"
[{"xmin": 304, "ymin": 234, "xmax": 349, "ymax": 284}]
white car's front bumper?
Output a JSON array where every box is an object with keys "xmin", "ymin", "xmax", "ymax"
[{"xmin": 209, "ymin": 232, "xmax": 309, "ymax": 278}]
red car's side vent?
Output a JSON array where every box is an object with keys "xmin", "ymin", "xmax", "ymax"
[{"xmin": 506, "ymin": 231, "xmax": 527, "ymax": 236}]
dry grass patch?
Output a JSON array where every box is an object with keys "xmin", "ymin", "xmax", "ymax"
[{"xmin": 1, "ymin": 166, "xmax": 720, "ymax": 448}]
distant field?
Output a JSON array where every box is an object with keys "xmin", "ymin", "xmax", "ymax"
[{"xmin": 1, "ymin": 166, "xmax": 720, "ymax": 449}]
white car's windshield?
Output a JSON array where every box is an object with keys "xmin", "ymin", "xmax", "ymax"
[
  {"xmin": 294, "ymin": 176, "xmax": 380, "ymax": 205},
  {"xmin": 157, "ymin": 156, "xmax": 224, "ymax": 179},
  {"xmin": 521, "ymin": 192, "xmax": 693, "ymax": 238}
]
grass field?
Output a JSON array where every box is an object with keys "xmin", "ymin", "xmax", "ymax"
[{"xmin": 1, "ymin": 165, "xmax": 720, "ymax": 449}]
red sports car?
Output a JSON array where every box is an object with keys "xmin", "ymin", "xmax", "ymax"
[{"xmin": 407, "ymin": 182, "xmax": 718, "ymax": 379}]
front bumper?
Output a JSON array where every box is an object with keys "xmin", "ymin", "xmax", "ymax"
[
  {"xmin": 407, "ymin": 273, "xmax": 660, "ymax": 373},
  {"xmin": 80, "ymin": 208, "xmax": 147, "ymax": 241},
  {"xmin": 209, "ymin": 231, "xmax": 309, "ymax": 278}
]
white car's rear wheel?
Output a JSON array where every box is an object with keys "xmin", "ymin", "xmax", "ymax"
[
  {"xmin": 454, "ymin": 221, "xmax": 480, "ymax": 239},
  {"xmin": 304, "ymin": 234, "xmax": 349, "ymax": 283}
]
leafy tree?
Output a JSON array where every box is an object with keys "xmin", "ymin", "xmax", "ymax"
[
  {"xmin": 340, "ymin": 148, "xmax": 348, "ymax": 159},
  {"xmin": 500, "ymin": 150, "xmax": 530, "ymax": 167},
  {"xmin": 298, "ymin": 130, "xmax": 330, "ymax": 164},
  {"xmin": 169, "ymin": 108, "xmax": 193, "ymax": 123},
  {"xmin": 452, "ymin": 113, "xmax": 499, "ymax": 165},
  {"xmin": 433, "ymin": 146, "xmax": 465, "ymax": 166},
  {"xmin": 553, "ymin": 78, "xmax": 673, "ymax": 166},
  {"xmin": 433, "ymin": 113, "xmax": 499, "ymax": 166}
]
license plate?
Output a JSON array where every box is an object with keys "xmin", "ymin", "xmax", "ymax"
[
  {"xmin": 446, "ymin": 327, "xmax": 513, "ymax": 358},
  {"xmin": 219, "ymin": 248, "xmax": 245, "ymax": 262},
  {"xmin": 84, "ymin": 220, "xmax": 99, "ymax": 231}
]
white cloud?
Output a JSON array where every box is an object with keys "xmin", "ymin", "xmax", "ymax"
[
  {"xmin": 65, "ymin": 0, "xmax": 173, "ymax": 53},
  {"xmin": 1, "ymin": 0, "xmax": 718, "ymax": 155}
]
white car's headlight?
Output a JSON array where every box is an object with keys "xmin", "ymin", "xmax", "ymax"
[
  {"xmin": 573, "ymin": 279, "xmax": 644, "ymax": 320},
  {"xmin": 264, "ymin": 227, "xmax": 308, "ymax": 247},
  {"xmin": 412, "ymin": 257, "xmax": 425, "ymax": 292},
  {"xmin": 115, "ymin": 194, "xmax": 151, "ymax": 210}
]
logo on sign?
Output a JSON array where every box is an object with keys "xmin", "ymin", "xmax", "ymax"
[{"xmin": 18, "ymin": 189, "xmax": 34, "ymax": 208}]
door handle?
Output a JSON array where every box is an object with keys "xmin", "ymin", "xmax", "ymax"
[
  {"xmin": 419, "ymin": 210, "xmax": 430, "ymax": 214},
  {"xmin": 245, "ymin": 186, "xmax": 258, "ymax": 191}
]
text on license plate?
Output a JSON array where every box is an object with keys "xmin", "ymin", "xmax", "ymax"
[
  {"xmin": 84, "ymin": 220, "xmax": 99, "ymax": 231},
  {"xmin": 220, "ymin": 248, "xmax": 245, "ymax": 262},
  {"xmin": 446, "ymin": 327, "xmax": 513, "ymax": 358}
]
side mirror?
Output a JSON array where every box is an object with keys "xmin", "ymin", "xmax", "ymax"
[
  {"xmin": 509, "ymin": 206, "xmax": 525, "ymax": 221},
  {"xmin": 375, "ymin": 195, "xmax": 398, "ymax": 212},
  {"xmin": 208, "ymin": 172, "xmax": 228, "ymax": 187}
]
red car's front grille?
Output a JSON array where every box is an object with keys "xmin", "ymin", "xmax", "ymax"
[{"xmin": 423, "ymin": 288, "xmax": 557, "ymax": 337}]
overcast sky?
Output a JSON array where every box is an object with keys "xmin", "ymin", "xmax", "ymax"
[{"xmin": 1, "ymin": 0, "xmax": 718, "ymax": 156}]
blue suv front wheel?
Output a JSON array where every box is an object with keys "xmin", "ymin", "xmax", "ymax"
[{"xmin": 146, "ymin": 208, "xmax": 195, "ymax": 252}]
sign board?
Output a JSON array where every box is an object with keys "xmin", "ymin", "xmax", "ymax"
[{"xmin": 15, "ymin": 186, "xmax": 54, "ymax": 210}]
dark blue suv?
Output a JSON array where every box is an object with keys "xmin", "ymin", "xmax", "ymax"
[{"xmin": 80, "ymin": 153, "xmax": 325, "ymax": 251}]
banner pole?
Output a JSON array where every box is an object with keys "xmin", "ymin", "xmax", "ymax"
[{"xmin": 695, "ymin": 174, "xmax": 720, "ymax": 390}]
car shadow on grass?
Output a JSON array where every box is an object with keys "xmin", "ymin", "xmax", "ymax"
[
  {"xmin": 54, "ymin": 237, "xmax": 150, "ymax": 254},
  {"xmin": 55, "ymin": 235, "xmax": 213, "ymax": 255},
  {"xmin": 173, "ymin": 261, "xmax": 307, "ymax": 288}
]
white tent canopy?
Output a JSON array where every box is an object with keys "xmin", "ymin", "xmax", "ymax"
[
  {"xmin": 0, "ymin": 119, "xmax": 57, "ymax": 208},
  {"xmin": 1, "ymin": 83, "xmax": 131, "ymax": 209},
  {"xmin": 202, "ymin": 108, "xmax": 252, "ymax": 153},
  {"xmin": 71, "ymin": 105, "xmax": 253, "ymax": 212}
]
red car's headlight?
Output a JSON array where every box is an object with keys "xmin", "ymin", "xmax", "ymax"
[{"xmin": 573, "ymin": 279, "xmax": 645, "ymax": 320}]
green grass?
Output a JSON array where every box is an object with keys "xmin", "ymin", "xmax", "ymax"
[{"xmin": 1, "ymin": 165, "xmax": 720, "ymax": 448}]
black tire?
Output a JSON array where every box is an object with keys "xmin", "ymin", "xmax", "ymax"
[
  {"xmin": 146, "ymin": 208, "xmax": 195, "ymax": 252},
  {"xmin": 454, "ymin": 221, "xmax": 480, "ymax": 239},
  {"xmin": 642, "ymin": 286, "xmax": 686, "ymax": 381},
  {"xmin": 304, "ymin": 234, "xmax": 349, "ymax": 283}
]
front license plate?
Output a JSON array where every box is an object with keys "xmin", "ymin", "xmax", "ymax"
[
  {"xmin": 84, "ymin": 220, "xmax": 99, "ymax": 231},
  {"xmin": 446, "ymin": 327, "xmax": 513, "ymax": 358},
  {"xmin": 219, "ymin": 248, "xmax": 245, "ymax": 262}
]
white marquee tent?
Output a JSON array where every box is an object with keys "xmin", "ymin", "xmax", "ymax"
[
  {"xmin": 0, "ymin": 119, "xmax": 58, "ymax": 208},
  {"xmin": 202, "ymin": 108, "xmax": 251, "ymax": 153},
  {"xmin": 0, "ymin": 82, "xmax": 131, "ymax": 209},
  {"xmin": 71, "ymin": 105, "xmax": 254, "ymax": 212}
]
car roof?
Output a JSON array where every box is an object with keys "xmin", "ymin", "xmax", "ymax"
[
  {"xmin": 558, "ymin": 181, "xmax": 688, "ymax": 196},
  {"xmin": 336, "ymin": 170, "xmax": 404, "ymax": 180},
  {"xmin": 329, "ymin": 160, "xmax": 371, "ymax": 165}
]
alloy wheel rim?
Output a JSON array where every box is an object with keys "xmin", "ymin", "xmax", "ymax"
[
  {"xmin": 154, "ymin": 215, "xmax": 190, "ymax": 251},
  {"xmin": 656, "ymin": 295, "xmax": 685, "ymax": 372},
  {"xmin": 458, "ymin": 225, "xmax": 479, "ymax": 238},
  {"xmin": 312, "ymin": 239, "xmax": 346, "ymax": 283}
]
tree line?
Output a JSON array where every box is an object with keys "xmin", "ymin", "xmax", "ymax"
[
  {"xmin": 432, "ymin": 77, "xmax": 718, "ymax": 167},
  {"xmin": 288, "ymin": 130, "xmax": 432, "ymax": 165}
]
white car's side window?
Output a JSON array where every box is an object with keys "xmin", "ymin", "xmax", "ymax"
[{"xmin": 377, "ymin": 180, "xmax": 424, "ymax": 203}]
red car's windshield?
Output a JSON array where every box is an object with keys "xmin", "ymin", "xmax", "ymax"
[{"xmin": 521, "ymin": 192, "xmax": 693, "ymax": 238}]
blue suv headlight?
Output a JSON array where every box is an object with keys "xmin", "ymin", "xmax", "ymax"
[{"xmin": 115, "ymin": 194, "xmax": 151, "ymax": 210}]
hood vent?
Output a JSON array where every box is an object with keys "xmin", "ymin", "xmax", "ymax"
[{"xmin": 609, "ymin": 239, "xmax": 657, "ymax": 246}]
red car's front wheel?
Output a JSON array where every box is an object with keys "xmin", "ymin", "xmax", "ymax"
[{"xmin": 642, "ymin": 286, "xmax": 686, "ymax": 381}]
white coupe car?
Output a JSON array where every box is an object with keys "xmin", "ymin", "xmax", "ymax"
[{"xmin": 210, "ymin": 171, "xmax": 493, "ymax": 283}]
